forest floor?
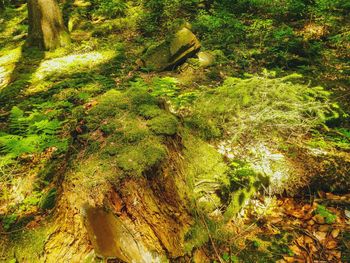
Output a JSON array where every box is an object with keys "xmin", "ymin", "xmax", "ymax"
[{"xmin": 0, "ymin": 3, "xmax": 350, "ymax": 263}]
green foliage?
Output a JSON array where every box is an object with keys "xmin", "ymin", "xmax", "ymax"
[
  {"xmin": 0, "ymin": 106, "xmax": 68, "ymax": 160},
  {"xmin": 39, "ymin": 188, "xmax": 57, "ymax": 211},
  {"xmin": 1, "ymin": 213, "xmax": 17, "ymax": 231},
  {"xmin": 186, "ymin": 73, "xmax": 339, "ymax": 142},
  {"xmin": 315, "ymin": 205, "xmax": 337, "ymax": 224},
  {"xmin": 308, "ymin": 127, "xmax": 350, "ymax": 150},
  {"xmin": 92, "ymin": 0, "xmax": 128, "ymax": 18},
  {"xmin": 193, "ymin": 10, "xmax": 245, "ymax": 50},
  {"xmin": 139, "ymin": 0, "xmax": 200, "ymax": 34},
  {"xmin": 151, "ymin": 77, "xmax": 179, "ymax": 98},
  {"xmin": 19, "ymin": 192, "xmax": 41, "ymax": 212}
]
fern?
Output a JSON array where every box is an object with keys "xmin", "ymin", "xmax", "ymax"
[
  {"xmin": 9, "ymin": 106, "xmax": 28, "ymax": 135},
  {"xmin": 0, "ymin": 106, "xmax": 68, "ymax": 159}
]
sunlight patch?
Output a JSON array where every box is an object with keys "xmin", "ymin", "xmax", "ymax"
[
  {"xmin": 0, "ymin": 47, "xmax": 22, "ymax": 66},
  {"xmin": 32, "ymin": 51, "xmax": 116, "ymax": 81}
]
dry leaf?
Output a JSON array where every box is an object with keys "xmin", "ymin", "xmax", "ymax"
[
  {"xmin": 283, "ymin": 256, "xmax": 295, "ymax": 263},
  {"xmin": 329, "ymin": 250, "xmax": 341, "ymax": 259},
  {"xmin": 331, "ymin": 228, "xmax": 340, "ymax": 238},
  {"xmin": 309, "ymin": 243, "xmax": 318, "ymax": 253},
  {"xmin": 325, "ymin": 239, "xmax": 337, "ymax": 249},
  {"xmin": 313, "ymin": 214, "xmax": 325, "ymax": 224},
  {"xmin": 314, "ymin": 231, "xmax": 327, "ymax": 242},
  {"xmin": 290, "ymin": 245, "xmax": 302, "ymax": 256},
  {"xmin": 325, "ymin": 192, "xmax": 341, "ymax": 200},
  {"xmin": 270, "ymin": 217, "xmax": 283, "ymax": 224},
  {"xmin": 318, "ymin": 225, "xmax": 329, "ymax": 232},
  {"xmin": 304, "ymin": 236, "xmax": 314, "ymax": 245},
  {"xmin": 307, "ymin": 219, "xmax": 315, "ymax": 226}
]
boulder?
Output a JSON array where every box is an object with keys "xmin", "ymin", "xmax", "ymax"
[
  {"xmin": 142, "ymin": 28, "xmax": 201, "ymax": 71},
  {"xmin": 197, "ymin": 51, "xmax": 215, "ymax": 67}
]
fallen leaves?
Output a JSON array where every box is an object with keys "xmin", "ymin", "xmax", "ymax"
[{"xmin": 255, "ymin": 194, "xmax": 348, "ymax": 262}]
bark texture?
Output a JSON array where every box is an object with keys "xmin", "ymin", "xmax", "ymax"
[{"xmin": 27, "ymin": 0, "xmax": 70, "ymax": 50}]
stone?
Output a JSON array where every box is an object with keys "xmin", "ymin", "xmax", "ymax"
[
  {"xmin": 197, "ymin": 51, "xmax": 215, "ymax": 67},
  {"xmin": 142, "ymin": 27, "xmax": 201, "ymax": 71}
]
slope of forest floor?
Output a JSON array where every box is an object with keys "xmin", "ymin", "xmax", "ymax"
[{"xmin": 0, "ymin": 2, "xmax": 349, "ymax": 262}]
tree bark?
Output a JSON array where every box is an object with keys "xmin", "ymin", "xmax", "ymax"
[{"xmin": 27, "ymin": 0, "xmax": 70, "ymax": 50}]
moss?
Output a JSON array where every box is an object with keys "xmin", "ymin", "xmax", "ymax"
[
  {"xmin": 137, "ymin": 104, "xmax": 162, "ymax": 118},
  {"xmin": 116, "ymin": 139, "xmax": 166, "ymax": 176},
  {"xmin": 121, "ymin": 120, "xmax": 152, "ymax": 143},
  {"xmin": 39, "ymin": 188, "xmax": 57, "ymax": 211},
  {"xmin": 128, "ymin": 87, "xmax": 158, "ymax": 107},
  {"xmin": 7, "ymin": 227, "xmax": 48, "ymax": 262},
  {"xmin": 185, "ymin": 115, "xmax": 222, "ymax": 140},
  {"xmin": 184, "ymin": 219, "xmax": 210, "ymax": 253},
  {"xmin": 88, "ymin": 89, "xmax": 126, "ymax": 118},
  {"xmin": 184, "ymin": 134, "xmax": 229, "ymax": 190},
  {"xmin": 147, "ymin": 113, "xmax": 179, "ymax": 135}
]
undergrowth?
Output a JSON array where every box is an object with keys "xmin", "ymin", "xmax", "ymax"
[{"xmin": 185, "ymin": 72, "xmax": 342, "ymax": 142}]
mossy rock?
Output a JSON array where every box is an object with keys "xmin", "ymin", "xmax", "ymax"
[
  {"xmin": 142, "ymin": 27, "xmax": 201, "ymax": 71},
  {"xmin": 197, "ymin": 51, "xmax": 216, "ymax": 67},
  {"xmin": 147, "ymin": 114, "xmax": 179, "ymax": 136}
]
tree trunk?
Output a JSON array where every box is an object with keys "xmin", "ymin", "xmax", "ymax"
[{"xmin": 27, "ymin": 0, "xmax": 70, "ymax": 50}]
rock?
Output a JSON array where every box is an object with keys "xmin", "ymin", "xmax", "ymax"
[
  {"xmin": 197, "ymin": 51, "xmax": 215, "ymax": 67},
  {"xmin": 143, "ymin": 27, "xmax": 201, "ymax": 71}
]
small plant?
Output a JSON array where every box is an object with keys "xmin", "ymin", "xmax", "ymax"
[
  {"xmin": 2, "ymin": 213, "xmax": 18, "ymax": 231},
  {"xmin": 0, "ymin": 106, "xmax": 68, "ymax": 161},
  {"xmin": 315, "ymin": 205, "xmax": 337, "ymax": 224},
  {"xmin": 93, "ymin": 0, "xmax": 128, "ymax": 18}
]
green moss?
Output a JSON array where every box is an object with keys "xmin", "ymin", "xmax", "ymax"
[
  {"xmin": 147, "ymin": 113, "xmax": 179, "ymax": 135},
  {"xmin": 8, "ymin": 227, "xmax": 48, "ymax": 262},
  {"xmin": 137, "ymin": 104, "xmax": 162, "ymax": 118},
  {"xmin": 184, "ymin": 219, "xmax": 210, "ymax": 253},
  {"xmin": 184, "ymin": 134, "xmax": 229, "ymax": 190},
  {"xmin": 185, "ymin": 115, "xmax": 222, "ymax": 139},
  {"xmin": 116, "ymin": 139, "xmax": 166, "ymax": 176},
  {"xmin": 128, "ymin": 87, "xmax": 158, "ymax": 107},
  {"xmin": 121, "ymin": 120, "xmax": 152, "ymax": 143}
]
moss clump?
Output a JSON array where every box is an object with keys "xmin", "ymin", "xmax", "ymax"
[
  {"xmin": 137, "ymin": 104, "xmax": 162, "ymax": 118},
  {"xmin": 116, "ymin": 139, "xmax": 166, "ymax": 176},
  {"xmin": 5, "ymin": 227, "xmax": 48, "ymax": 262},
  {"xmin": 120, "ymin": 120, "xmax": 152, "ymax": 143},
  {"xmin": 128, "ymin": 87, "xmax": 158, "ymax": 107},
  {"xmin": 185, "ymin": 115, "xmax": 222, "ymax": 140},
  {"xmin": 39, "ymin": 188, "xmax": 57, "ymax": 211},
  {"xmin": 147, "ymin": 113, "xmax": 179, "ymax": 135}
]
